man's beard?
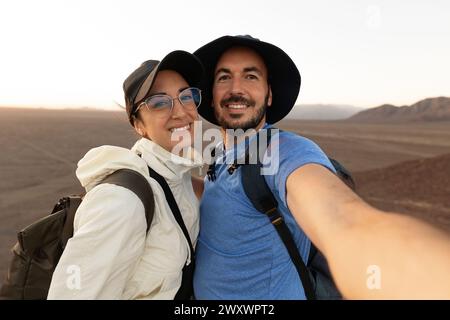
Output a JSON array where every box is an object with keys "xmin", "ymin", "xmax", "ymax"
[{"xmin": 215, "ymin": 93, "xmax": 269, "ymax": 130}]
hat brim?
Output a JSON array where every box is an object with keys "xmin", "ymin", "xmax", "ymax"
[
  {"xmin": 194, "ymin": 36, "xmax": 301, "ymax": 125},
  {"xmin": 135, "ymin": 50, "xmax": 204, "ymax": 106}
]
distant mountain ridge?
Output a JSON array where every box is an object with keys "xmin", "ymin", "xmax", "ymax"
[
  {"xmin": 349, "ymin": 97, "xmax": 450, "ymax": 122},
  {"xmin": 288, "ymin": 104, "xmax": 363, "ymax": 120}
]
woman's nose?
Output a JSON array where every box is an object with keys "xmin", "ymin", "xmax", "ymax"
[{"xmin": 170, "ymin": 98, "xmax": 188, "ymax": 118}]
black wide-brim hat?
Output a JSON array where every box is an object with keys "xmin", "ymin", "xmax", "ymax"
[
  {"xmin": 123, "ymin": 50, "xmax": 204, "ymax": 125},
  {"xmin": 194, "ymin": 35, "xmax": 301, "ymax": 125}
]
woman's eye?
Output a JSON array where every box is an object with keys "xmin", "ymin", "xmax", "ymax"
[
  {"xmin": 149, "ymin": 98, "xmax": 170, "ymax": 109},
  {"xmin": 180, "ymin": 95, "xmax": 194, "ymax": 102},
  {"xmin": 154, "ymin": 101, "xmax": 168, "ymax": 108}
]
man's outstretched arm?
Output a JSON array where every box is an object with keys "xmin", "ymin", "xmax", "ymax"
[{"xmin": 286, "ymin": 163, "xmax": 450, "ymax": 299}]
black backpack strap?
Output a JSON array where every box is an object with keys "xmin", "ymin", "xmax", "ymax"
[
  {"xmin": 241, "ymin": 162, "xmax": 316, "ymax": 300},
  {"xmin": 240, "ymin": 129, "xmax": 316, "ymax": 300},
  {"xmin": 147, "ymin": 166, "xmax": 195, "ymax": 300},
  {"xmin": 147, "ymin": 167, "xmax": 194, "ymax": 253},
  {"xmin": 101, "ymin": 169, "xmax": 155, "ymax": 232},
  {"xmin": 329, "ymin": 158, "xmax": 356, "ymax": 190},
  {"xmin": 207, "ymin": 147, "xmax": 217, "ymax": 181},
  {"xmin": 60, "ymin": 169, "xmax": 155, "ymax": 250},
  {"xmin": 241, "ymin": 129, "xmax": 352, "ymax": 300}
]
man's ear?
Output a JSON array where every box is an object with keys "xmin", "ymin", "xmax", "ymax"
[{"xmin": 267, "ymin": 85, "xmax": 273, "ymax": 107}]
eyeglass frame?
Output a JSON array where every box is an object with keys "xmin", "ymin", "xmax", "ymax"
[{"xmin": 133, "ymin": 87, "xmax": 202, "ymax": 116}]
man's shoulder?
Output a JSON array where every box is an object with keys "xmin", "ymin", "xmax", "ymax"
[
  {"xmin": 278, "ymin": 129, "xmax": 311, "ymax": 141},
  {"xmin": 269, "ymin": 128, "xmax": 321, "ymax": 153}
]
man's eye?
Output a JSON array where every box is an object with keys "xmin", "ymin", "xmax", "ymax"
[
  {"xmin": 246, "ymin": 74, "xmax": 258, "ymax": 80},
  {"xmin": 216, "ymin": 74, "xmax": 230, "ymax": 82}
]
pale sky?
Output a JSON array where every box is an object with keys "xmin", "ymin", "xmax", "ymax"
[{"xmin": 0, "ymin": 0, "xmax": 449, "ymax": 110}]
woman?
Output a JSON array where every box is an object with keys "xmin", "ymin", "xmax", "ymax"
[{"xmin": 47, "ymin": 51, "xmax": 205, "ymax": 299}]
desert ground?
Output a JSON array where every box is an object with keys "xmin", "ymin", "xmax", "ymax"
[
  {"xmin": 1, "ymin": 108, "xmax": 449, "ymax": 286},
  {"xmin": 279, "ymin": 119, "xmax": 450, "ymax": 231}
]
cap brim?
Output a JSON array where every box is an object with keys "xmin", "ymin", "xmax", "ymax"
[{"xmin": 194, "ymin": 36, "xmax": 301, "ymax": 125}]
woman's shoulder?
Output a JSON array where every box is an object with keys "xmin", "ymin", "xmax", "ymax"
[{"xmin": 74, "ymin": 182, "xmax": 147, "ymax": 233}]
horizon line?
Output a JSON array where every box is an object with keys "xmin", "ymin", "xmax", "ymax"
[{"xmin": 1, "ymin": 95, "xmax": 449, "ymax": 112}]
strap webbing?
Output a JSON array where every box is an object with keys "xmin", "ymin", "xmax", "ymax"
[
  {"xmin": 148, "ymin": 167, "xmax": 194, "ymax": 254},
  {"xmin": 241, "ymin": 129, "xmax": 316, "ymax": 300},
  {"xmin": 148, "ymin": 167, "xmax": 195, "ymax": 300},
  {"xmin": 101, "ymin": 169, "xmax": 155, "ymax": 232}
]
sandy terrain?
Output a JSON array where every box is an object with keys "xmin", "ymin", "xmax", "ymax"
[
  {"xmin": 1, "ymin": 108, "xmax": 449, "ymax": 285},
  {"xmin": 278, "ymin": 119, "xmax": 450, "ymax": 172},
  {"xmin": 0, "ymin": 108, "xmax": 138, "ymax": 283},
  {"xmin": 353, "ymin": 154, "xmax": 450, "ymax": 231}
]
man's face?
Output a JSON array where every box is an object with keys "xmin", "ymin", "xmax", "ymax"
[{"xmin": 212, "ymin": 46, "xmax": 272, "ymax": 130}]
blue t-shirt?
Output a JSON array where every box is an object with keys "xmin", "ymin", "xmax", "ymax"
[{"xmin": 194, "ymin": 125, "xmax": 335, "ymax": 299}]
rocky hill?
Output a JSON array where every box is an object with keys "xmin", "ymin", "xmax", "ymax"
[{"xmin": 349, "ymin": 97, "xmax": 450, "ymax": 122}]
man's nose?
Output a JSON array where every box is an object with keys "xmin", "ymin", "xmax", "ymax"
[{"xmin": 229, "ymin": 77, "xmax": 244, "ymax": 94}]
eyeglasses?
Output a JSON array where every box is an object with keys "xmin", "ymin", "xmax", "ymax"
[{"xmin": 134, "ymin": 87, "xmax": 202, "ymax": 117}]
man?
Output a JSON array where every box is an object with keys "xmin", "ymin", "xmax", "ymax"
[{"xmin": 192, "ymin": 35, "xmax": 450, "ymax": 299}]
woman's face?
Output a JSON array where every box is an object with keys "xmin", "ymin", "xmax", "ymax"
[{"xmin": 134, "ymin": 70, "xmax": 199, "ymax": 153}]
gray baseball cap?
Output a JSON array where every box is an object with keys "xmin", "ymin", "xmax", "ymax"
[{"xmin": 123, "ymin": 50, "xmax": 204, "ymax": 125}]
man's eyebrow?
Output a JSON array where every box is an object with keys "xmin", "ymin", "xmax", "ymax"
[
  {"xmin": 244, "ymin": 67, "xmax": 263, "ymax": 75},
  {"xmin": 215, "ymin": 67, "xmax": 264, "ymax": 76},
  {"xmin": 215, "ymin": 68, "xmax": 231, "ymax": 76}
]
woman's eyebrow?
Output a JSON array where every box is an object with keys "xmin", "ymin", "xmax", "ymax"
[
  {"xmin": 148, "ymin": 91, "xmax": 166, "ymax": 96},
  {"xmin": 148, "ymin": 87, "xmax": 189, "ymax": 96}
]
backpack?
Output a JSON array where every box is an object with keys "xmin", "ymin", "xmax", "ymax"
[
  {"xmin": 0, "ymin": 169, "xmax": 155, "ymax": 300},
  {"xmin": 208, "ymin": 128, "xmax": 355, "ymax": 300}
]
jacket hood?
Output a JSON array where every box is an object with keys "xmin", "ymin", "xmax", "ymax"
[
  {"xmin": 76, "ymin": 138, "xmax": 203, "ymax": 192},
  {"xmin": 76, "ymin": 145, "xmax": 149, "ymax": 192}
]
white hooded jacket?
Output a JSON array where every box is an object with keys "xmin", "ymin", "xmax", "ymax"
[{"xmin": 47, "ymin": 138, "xmax": 202, "ymax": 299}]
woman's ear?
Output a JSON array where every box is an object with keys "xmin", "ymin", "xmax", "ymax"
[{"xmin": 133, "ymin": 116, "xmax": 146, "ymax": 137}]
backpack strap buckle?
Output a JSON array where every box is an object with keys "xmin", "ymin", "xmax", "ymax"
[
  {"xmin": 265, "ymin": 207, "xmax": 284, "ymax": 225},
  {"xmin": 271, "ymin": 216, "xmax": 283, "ymax": 226}
]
